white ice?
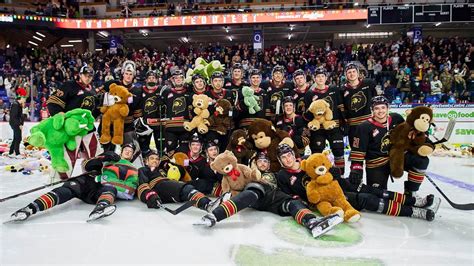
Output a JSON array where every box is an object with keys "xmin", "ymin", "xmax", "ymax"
[{"xmin": 0, "ymin": 156, "xmax": 473, "ymax": 265}]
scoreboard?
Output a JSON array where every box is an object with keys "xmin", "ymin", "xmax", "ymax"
[{"xmin": 368, "ymin": 4, "xmax": 474, "ymax": 25}]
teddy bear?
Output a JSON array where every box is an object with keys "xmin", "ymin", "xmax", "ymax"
[
  {"xmin": 5, "ymin": 157, "xmax": 52, "ymax": 175},
  {"xmin": 183, "ymin": 94, "xmax": 211, "ymax": 134},
  {"xmin": 247, "ymin": 118, "xmax": 297, "ymax": 172},
  {"xmin": 306, "ymin": 99, "xmax": 337, "ymax": 131},
  {"xmin": 28, "ymin": 108, "xmax": 95, "ymax": 173},
  {"xmin": 100, "ymin": 84, "xmax": 132, "ymax": 145},
  {"xmin": 226, "ymin": 129, "xmax": 255, "ymax": 165},
  {"xmin": 389, "ymin": 106, "xmax": 435, "ymax": 178},
  {"xmin": 208, "ymin": 98, "xmax": 232, "ymax": 135},
  {"xmin": 210, "ymin": 150, "xmax": 261, "ymax": 197},
  {"xmin": 242, "ymin": 86, "xmax": 261, "ymax": 114},
  {"xmin": 302, "ymin": 153, "xmax": 361, "ymax": 223}
]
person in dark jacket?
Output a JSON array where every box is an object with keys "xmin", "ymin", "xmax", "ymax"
[{"xmin": 8, "ymin": 88, "xmax": 27, "ymax": 157}]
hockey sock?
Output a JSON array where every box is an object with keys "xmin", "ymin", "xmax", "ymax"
[
  {"xmin": 334, "ymin": 156, "xmax": 345, "ymax": 176},
  {"xmin": 380, "ymin": 199, "xmax": 412, "ymax": 217},
  {"xmin": 284, "ymin": 199, "xmax": 316, "ymax": 226},
  {"xmin": 212, "ymin": 190, "xmax": 259, "ymax": 222},
  {"xmin": 97, "ymin": 191, "xmax": 115, "ymax": 206},
  {"xmin": 27, "ymin": 187, "xmax": 74, "ymax": 214},
  {"xmin": 405, "ymin": 170, "xmax": 424, "ymax": 193},
  {"xmin": 211, "ymin": 183, "xmax": 223, "ymax": 197},
  {"xmin": 188, "ymin": 190, "xmax": 211, "ymax": 210}
]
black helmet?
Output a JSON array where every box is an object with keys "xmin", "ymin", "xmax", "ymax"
[
  {"xmin": 256, "ymin": 152, "xmax": 270, "ymax": 162},
  {"xmin": 344, "ymin": 62, "xmax": 359, "ymax": 73},
  {"xmin": 293, "ymin": 69, "xmax": 305, "ymax": 79},
  {"xmin": 146, "ymin": 70, "xmax": 159, "ymax": 79},
  {"xmin": 210, "ymin": 71, "xmax": 224, "ymax": 81},
  {"xmin": 248, "ymin": 68, "xmax": 261, "ymax": 77},
  {"xmin": 272, "ymin": 65, "xmax": 285, "ymax": 76},
  {"xmin": 282, "ymin": 96, "xmax": 294, "ymax": 106},
  {"xmin": 145, "ymin": 149, "xmax": 159, "ymax": 158},
  {"xmin": 205, "ymin": 141, "xmax": 219, "ymax": 151},
  {"xmin": 276, "ymin": 143, "xmax": 294, "ymax": 158},
  {"xmin": 231, "ymin": 63, "xmax": 243, "ymax": 71},
  {"xmin": 314, "ymin": 67, "xmax": 327, "ymax": 76},
  {"xmin": 371, "ymin": 95, "xmax": 389, "ymax": 109},
  {"xmin": 172, "ymin": 69, "xmax": 184, "ymax": 77},
  {"xmin": 189, "ymin": 133, "xmax": 203, "ymax": 144},
  {"xmin": 122, "ymin": 143, "xmax": 136, "ymax": 153},
  {"xmin": 192, "ymin": 73, "xmax": 206, "ymax": 84},
  {"xmin": 79, "ymin": 65, "xmax": 95, "ymax": 76}
]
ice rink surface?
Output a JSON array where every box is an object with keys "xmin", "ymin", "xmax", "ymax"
[{"xmin": 0, "ymin": 156, "xmax": 473, "ymax": 265}]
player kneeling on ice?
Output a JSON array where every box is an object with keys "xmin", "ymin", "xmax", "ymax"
[
  {"xmin": 194, "ymin": 150, "xmax": 343, "ymax": 238},
  {"xmin": 137, "ymin": 150, "xmax": 228, "ymax": 213},
  {"xmin": 8, "ymin": 144, "xmax": 139, "ymax": 223}
]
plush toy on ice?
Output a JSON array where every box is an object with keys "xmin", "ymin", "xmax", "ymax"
[{"xmin": 27, "ymin": 108, "xmax": 95, "ymax": 173}]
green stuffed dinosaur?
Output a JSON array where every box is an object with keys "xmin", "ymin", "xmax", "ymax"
[
  {"xmin": 28, "ymin": 108, "xmax": 95, "ymax": 173},
  {"xmin": 242, "ymin": 86, "xmax": 261, "ymax": 114}
]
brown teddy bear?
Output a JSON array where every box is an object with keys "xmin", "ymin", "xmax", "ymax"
[
  {"xmin": 389, "ymin": 106, "xmax": 434, "ymax": 178},
  {"xmin": 306, "ymin": 99, "xmax": 337, "ymax": 131},
  {"xmin": 208, "ymin": 98, "xmax": 232, "ymax": 135},
  {"xmin": 226, "ymin": 129, "xmax": 255, "ymax": 164},
  {"xmin": 100, "ymin": 84, "xmax": 132, "ymax": 145},
  {"xmin": 183, "ymin": 94, "xmax": 211, "ymax": 134},
  {"xmin": 247, "ymin": 118, "xmax": 296, "ymax": 172},
  {"xmin": 302, "ymin": 153, "xmax": 361, "ymax": 223},
  {"xmin": 210, "ymin": 150, "xmax": 261, "ymax": 197}
]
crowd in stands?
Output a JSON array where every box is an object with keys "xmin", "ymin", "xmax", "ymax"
[{"xmin": 0, "ymin": 35, "xmax": 473, "ymax": 122}]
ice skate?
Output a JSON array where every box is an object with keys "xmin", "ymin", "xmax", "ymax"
[
  {"xmin": 306, "ymin": 214, "xmax": 343, "ymax": 238},
  {"xmin": 5, "ymin": 207, "xmax": 34, "ymax": 223},
  {"xmin": 411, "ymin": 207, "xmax": 435, "ymax": 221},
  {"xmin": 87, "ymin": 203, "xmax": 116, "ymax": 222},
  {"xmin": 193, "ymin": 213, "xmax": 217, "ymax": 227}
]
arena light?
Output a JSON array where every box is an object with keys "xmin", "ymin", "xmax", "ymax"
[
  {"xmin": 354, "ymin": 2, "xmax": 359, "ymax": 6},
  {"xmin": 238, "ymin": 8, "xmax": 244, "ymax": 12},
  {"xmin": 225, "ymin": 26, "xmax": 229, "ymax": 33},
  {"xmin": 288, "ymin": 34, "xmax": 292, "ymax": 40},
  {"xmin": 32, "ymin": 36, "xmax": 43, "ymax": 42},
  {"xmin": 289, "ymin": 24, "xmax": 295, "ymax": 31},
  {"xmin": 97, "ymin": 31, "xmax": 109, "ymax": 38},
  {"xmin": 435, "ymin": 22, "xmax": 441, "ymax": 27},
  {"xmin": 366, "ymin": 24, "xmax": 371, "ymax": 28},
  {"xmin": 60, "ymin": 44, "xmax": 74, "ymax": 48},
  {"xmin": 36, "ymin": 32, "xmax": 46, "ymax": 38},
  {"xmin": 95, "ymin": 48, "xmax": 102, "ymax": 51},
  {"xmin": 228, "ymin": 36, "xmax": 233, "ymax": 42},
  {"xmin": 28, "ymin": 41, "xmax": 38, "ymax": 46},
  {"xmin": 139, "ymin": 29, "xmax": 149, "ymax": 36},
  {"xmin": 6, "ymin": 44, "xmax": 10, "ymax": 48},
  {"xmin": 68, "ymin": 40, "xmax": 83, "ymax": 43}
]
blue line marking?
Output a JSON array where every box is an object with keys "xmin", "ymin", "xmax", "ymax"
[{"xmin": 427, "ymin": 172, "xmax": 474, "ymax": 192}]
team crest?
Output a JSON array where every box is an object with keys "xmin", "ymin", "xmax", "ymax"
[
  {"xmin": 380, "ymin": 133, "xmax": 391, "ymax": 153},
  {"xmin": 81, "ymin": 96, "xmax": 95, "ymax": 109},
  {"xmin": 290, "ymin": 175, "xmax": 297, "ymax": 186},
  {"xmin": 350, "ymin": 91, "xmax": 367, "ymax": 112},
  {"xmin": 323, "ymin": 96, "xmax": 334, "ymax": 110},
  {"xmin": 172, "ymin": 96, "xmax": 186, "ymax": 115},
  {"xmin": 270, "ymin": 91, "xmax": 284, "ymax": 108},
  {"xmin": 297, "ymin": 99, "xmax": 305, "ymax": 113},
  {"xmin": 372, "ymin": 128, "xmax": 379, "ymax": 137},
  {"xmin": 144, "ymin": 96, "xmax": 158, "ymax": 114}
]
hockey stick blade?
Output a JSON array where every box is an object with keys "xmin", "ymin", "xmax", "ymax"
[
  {"xmin": 432, "ymin": 119, "xmax": 456, "ymax": 145},
  {"xmin": 163, "ymin": 200, "xmax": 196, "ymax": 215},
  {"xmin": 426, "ymin": 175, "xmax": 474, "ymax": 211}
]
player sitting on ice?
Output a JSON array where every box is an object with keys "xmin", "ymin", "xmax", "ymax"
[
  {"xmin": 8, "ymin": 144, "xmax": 139, "ymax": 223},
  {"xmin": 137, "ymin": 150, "xmax": 229, "ymax": 212},
  {"xmin": 193, "ymin": 150, "xmax": 343, "ymax": 238}
]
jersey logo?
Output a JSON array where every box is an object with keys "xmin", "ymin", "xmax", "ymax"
[
  {"xmin": 297, "ymin": 98, "xmax": 305, "ymax": 113},
  {"xmin": 323, "ymin": 96, "xmax": 334, "ymax": 111},
  {"xmin": 380, "ymin": 133, "xmax": 391, "ymax": 153},
  {"xmin": 312, "ymin": 95, "xmax": 319, "ymax": 101},
  {"xmin": 172, "ymin": 96, "xmax": 186, "ymax": 115},
  {"xmin": 81, "ymin": 96, "xmax": 95, "ymax": 109},
  {"xmin": 270, "ymin": 91, "xmax": 284, "ymax": 109},
  {"xmin": 144, "ymin": 96, "xmax": 158, "ymax": 114},
  {"xmin": 372, "ymin": 128, "xmax": 379, "ymax": 137},
  {"xmin": 290, "ymin": 175, "xmax": 297, "ymax": 186},
  {"xmin": 350, "ymin": 91, "xmax": 367, "ymax": 112}
]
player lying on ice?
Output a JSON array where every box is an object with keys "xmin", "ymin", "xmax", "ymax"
[
  {"xmin": 193, "ymin": 150, "xmax": 343, "ymax": 238},
  {"xmin": 8, "ymin": 144, "xmax": 139, "ymax": 222}
]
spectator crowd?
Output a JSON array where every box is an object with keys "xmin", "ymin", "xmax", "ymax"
[{"xmin": 0, "ymin": 35, "xmax": 473, "ymax": 122}]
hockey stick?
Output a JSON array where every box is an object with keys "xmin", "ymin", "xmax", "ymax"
[
  {"xmin": 431, "ymin": 119, "xmax": 456, "ymax": 145},
  {"xmin": 163, "ymin": 200, "xmax": 196, "ymax": 215},
  {"xmin": 0, "ymin": 170, "xmax": 99, "ymax": 203},
  {"xmin": 425, "ymin": 175, "xmax": 474, "ymax": 211}
]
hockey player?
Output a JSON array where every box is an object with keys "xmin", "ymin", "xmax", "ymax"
[
  {"xmin": 205, "ymin": 71, "xmax": 234, "ymax": 150},
  {"xmin": 291, "ymin": 69, "xmax": 310, "ymax": 115},
  {"xmin": 349, "ymin": 96, "xmax": 434, "ymax": 198},
  {"xmin": 237, "ymin": 68, "xmax": 269, "ymax": 128},
  {"xmin": 186, "ymin": 134, "xmax": 207, "ymax": 180},
  {"xmin": 161, "ymin": 69, "xmax": 193, "ymax": 155},
  {"xmin": 275, "ymin": 144, "xmax": 440, "ymax": 221},
  {"xmin": 224, "ymin": 62, "xmax": 247, "ymax": 101},
  {"xmin": 191, "ymin": 74, "xmax": 208, "ymax": 95},
  {"xmin": 340, "ymin": 63, "xmax": 377, "ymax": 148},
  {"xmin": 8, "ymin": 144, "xmax": 139, "ymax": 222},
  {"xmin": 137, "ymin": 150, "xmax": 225, "ymax": 212},
  {"xmin": 275, "ymin": 97, "xmax": 308, "ymax": 155},
  {"xmin": 101, "ymin": 61, "xmax": 144, "ymax": 156},
  {"xmin": 191, "ymin": 141, "xmax": 224, "ymax": 195},
  {"xmin": 46, "ymin": 65, "xmax": 102, "ymax": 179},
  {"xmin": 261, "ymin": 65, "xmax": 294, "ymax": 120},
  {"xmin": 304, "ymin": 67, "xmax": 346, "ymax": 174},
  {"xmin": 137, "ymin": 70, "xmax": 164, "ymax": 157},
  {"xmin": 194, "ymin": 156, "xmax": 343, "ymax": 238}
]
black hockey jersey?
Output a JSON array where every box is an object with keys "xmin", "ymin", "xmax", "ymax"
[
  {"xmin": 341, "ymin": 78, "xmax": 377, "ymax": 127},
  {"xmin": 290, "ymin": 84, "xmax": 310, "ymax": 115},
  {"xmin": 350, "ymin": 113, "xmax": 404, "ymax": 168},
  {"xmin": 161, "ymin": 87, "xmax": 193, "ymax": 129},
  {"xmin": 236, "ymin": 87, "xmax": 269, "ymax": 128},
  {"xmin": 141, "ymin": 86, "xmax": 165, "ymax": 127},
  {"xmin": 304, "ymin": 85, "xmax": 345, "ymax": 127},
  {"xmin": 276, "ymin": 166, "xmax": 310, "ymax": 202},
  {"xmin": 261, "ymin": 80, "xmax": 294, "ymax": 118},
  {"xmin": 47, "ymin": 80, "xmax": 100, "ymax": 118},
  {"xmin": 275, "ymin": 114, "xmax": 307, "ymax": 149}
]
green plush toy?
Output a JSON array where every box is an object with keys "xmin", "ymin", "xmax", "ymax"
[
  {"xmin": 185, "ymin": 57, "xmax": 224, "ymax": 84},
  {"xmin": 242, "ymin": 86, "xmax": 261, "ymax": 114},
  {"xmin": 28, "ymin": 108, "xmax": 95, "ymax": 173}
]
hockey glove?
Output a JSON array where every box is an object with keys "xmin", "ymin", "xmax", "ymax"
[
  {"xmin": 145, "ymin": 191, "xmax": 162, "ymax": 209},
  {"xmin": 348, "ymin": 164, "xmax": 363, "ymax": 186}
]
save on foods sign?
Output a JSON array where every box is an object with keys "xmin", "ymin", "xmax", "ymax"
[{"xmin": 390, "ymin": 104, "xmax": 474, "ymax": 144}]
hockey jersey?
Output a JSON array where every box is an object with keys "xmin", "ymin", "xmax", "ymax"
[{"xmin": 341, "ymin": 79, "xmax": 377, "ymax": 127}]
